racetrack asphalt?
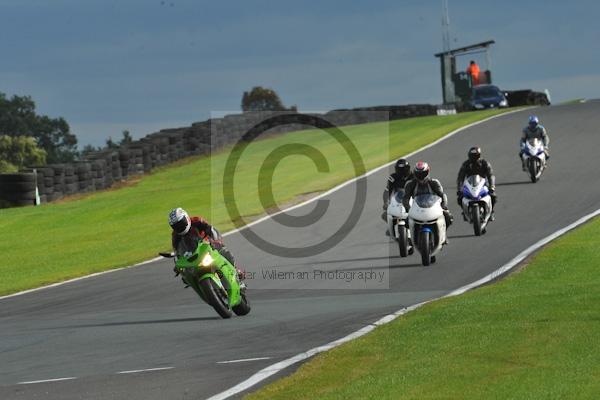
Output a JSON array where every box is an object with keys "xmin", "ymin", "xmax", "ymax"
[{"xmin": 1, "ymin": 100, "xmax": 599, "ymax": 400}]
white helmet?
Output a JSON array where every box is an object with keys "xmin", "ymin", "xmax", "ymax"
[{"xmin": 169, "ymin": 208, "xmax": 191, "ymax": 235}]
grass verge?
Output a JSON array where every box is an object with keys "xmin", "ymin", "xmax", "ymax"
[
  {"xmin": 246, "ymin": 216, "xmax": 600, "ymax": 400},
  {"xmin": 559, "ymin": 98, "xmax": 586, "ymax": 105},
  {"xmin": 0, "ymin": 109, "xmax": 512, "ymax": 296}
]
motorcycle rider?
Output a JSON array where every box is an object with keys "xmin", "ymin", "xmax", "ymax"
[
  {"xmin": 456, "ymin": 147, "xmax": 497, "ymax": 221},
  {"xmin": 403, "ymin": 161, "xmax": 453, "ymax": 241},
  {"xmin": 168, "ymin": 207, "xmax": 243, "ymax": 279},
  {"xmin": 520, "ymin": 115, "xmax": 549, "ymax": 170},
  {"xmin": 382, "ymin": 158, "xmax": 414, "ymax": 211}
]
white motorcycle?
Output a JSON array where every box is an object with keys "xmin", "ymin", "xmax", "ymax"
[
  {"xmin": 521, "ymin": 137, "xmax": 547, "ymax": 183},
  {"xmin": 408, "ymin": 194, "xmax": 447, "ymax": 266},
  {"xmin": 461, "ymin": 175, "xmax": 493, "ymax": 236},
  {"xmin": 386, "ymin": 189, "xmax": 413, "ymax": 257}
]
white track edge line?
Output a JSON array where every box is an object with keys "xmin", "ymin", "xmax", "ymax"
[
  {"xmin": 0, "ymin": 107, "xmax": 531, "ymax": 302},
  {"xmin": 18, "ymin": 377, "xmax": 77, "ymax": 385},
  {"xmin": 217, "ymin": 357, "xmax": 272, "ymax": 364},
  {"xmin": 117, "ymin": 367, "xmax": 174, "ymax": 374},
  {"xmin": 207, "ymin": 207, "xmax": 600, "ymax": 400}
]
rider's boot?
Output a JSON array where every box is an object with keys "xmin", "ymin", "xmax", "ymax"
[{"xmin": 236, "ymin": 267, "xmax": 246, "ymax": 281}]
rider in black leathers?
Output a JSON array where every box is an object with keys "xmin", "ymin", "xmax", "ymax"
[
  {"xmin": 456, "ymin": 147, "xmax": 497, "ymax": 220},
  {"xmin": 383, "ymin": 158, "xmax": 414, "ymax": 210},
  {"xmin": 402, "ymin": 161, "xmax": 453, "ymax": 237}
]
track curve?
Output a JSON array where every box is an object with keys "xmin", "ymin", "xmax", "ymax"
[{"xmin": 1, "ymin": 101, "xmax": 599, "ymax": 399}]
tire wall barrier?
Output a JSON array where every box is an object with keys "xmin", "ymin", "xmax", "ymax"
[{"xmin": 0, "ymin": 99, "xmax": 536, "ymax": 208}]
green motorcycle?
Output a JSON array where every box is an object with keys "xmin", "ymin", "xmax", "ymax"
[{"xmin": 160, "ymin": 238, "xmax": 250, "ymax": 319}]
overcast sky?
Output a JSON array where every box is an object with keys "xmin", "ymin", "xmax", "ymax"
[{"xmin": 1, "ymin": 0, "xmax": 598, "ymax": 147}]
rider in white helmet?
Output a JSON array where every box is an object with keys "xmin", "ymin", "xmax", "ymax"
[{"xmin": 168, "ymin": 208, "xmax": 243, "ymax": 279}]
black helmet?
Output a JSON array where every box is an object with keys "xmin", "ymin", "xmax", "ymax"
[
  {"xmin": 468, "ymin": 146, "xmax": 482, "ymax": 163},
  {"xmin": 394, "ymin": 158, "xmax": 411, "ymax": 177},
  {"xmin": 414, "ymin": 161, "xmax": 430, "ymax": 182}
]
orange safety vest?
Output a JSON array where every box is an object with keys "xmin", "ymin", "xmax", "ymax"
[{"xmin": 467, "ymin": 63, "xmax": 481, "ymax": 85}]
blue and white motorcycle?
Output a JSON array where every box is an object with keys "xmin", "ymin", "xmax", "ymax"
[
  {"xmin": 460, "ymin": 175, "xmax": 493, "ymax": 236},
  {"xmin": 408, "ymin": 194, "xmax": 447, "ymax": 266},
  {"xmin": 386, "ymin": 189, "xmax": 413, "ymax": 257},
  {"xmin": 521, "ymin": 137, "xmax": 547, "ymax": 183}
]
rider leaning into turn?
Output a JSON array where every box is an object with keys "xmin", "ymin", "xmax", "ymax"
[
  {"xmin": 168, "ymin": 208, "xmax": 243, "ymax": 279},
  {"xmin": 402, "ymin": 161, "xmax": 453, "ymax": 239},
  {"xmin": 383, "ymin": 158, "xmax": 414, "ymax": 210},
  {"xmin": 520, "ymin": 115, "xmax": 550, "ymax": 170},
  {"xmin": 456, "ymin": 146, "xmax": 497, "ymax": 220}
]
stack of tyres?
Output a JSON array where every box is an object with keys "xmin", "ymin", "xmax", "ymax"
[
  {"xmin": 102, "ymin": 155, "xmax": 114, "ymax": 188},
  {"xmin": 42, "ymin": 167, "xmax": 63, "ymax": 202},
  {"xmin": 141, "ymin": 143, "xmax": 153, "ymax": 172},
  {"xmin": 119, "ymin": 150, "xmax": 130, "ymax": 179},
  {"xmin": 91, "ymin": 160, "xmax": 106, "ymax": 190},
  {"xmin": 129, "ymin": 148, "xmax": 144, "ymax": 175},
  {"xmin": 41, "ymin": 167, "xmax": 56, "ymax": 202},
  {"xmin": 76, "ymin": 162, "xmax": 94, "ymax": 193},
  {"xmin": 108, "ymin": 151, "xmax": 121, "ymax": 182},
  {"xmin": 157, "ymin": 137, "xmax": 169, "ymax": 166},
  {"xmin": 0, "ymin": 173, "xmax": 38, "ymax": 207},
  {"xmin": 63, "ymin": 164, "xmax": 78, "ymax": 195},
  {"xmin": 51, "ymin": 164, "xmax": 66, "ymax": 197}
]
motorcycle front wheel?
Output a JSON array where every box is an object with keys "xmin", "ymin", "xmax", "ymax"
[
  {"xmin": 420, "ymin": 231, "xmax": 431, "ymax": 266},
  {"xmin": 472, "ymin": 206, "xmax": 482, "ymax": 236},
  {"xmin": 398, "ymin": 225, "xmax": 409, "ymax": 257},
  {"xmin": 232, "ymin": 290, "xmax": 251, "ymax": 316},
  {"xmin": 199, "ymin": 279, "xmax": 233, "ymax": 319},
  {"xmin": 529, "ymin": 159, "xmax": 539, "ymax": 183}
]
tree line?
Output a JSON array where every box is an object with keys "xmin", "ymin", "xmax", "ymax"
[
  {"xmin": 1, "ymin": 86, "xmax": 292, "ymax": 173},
  {"xmin": 0, "ymin": 92, "xmax": 134, "ymax": 173}
]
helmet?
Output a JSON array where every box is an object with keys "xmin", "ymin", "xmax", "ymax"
[
  {"xmin": 528, "ymin": 115, "xmax": 539, "ymax": 129},
  {"xmin": 169, "ymin": 207, "xmax": 191, "ymax": 235},
  {"xmin": 414, "ymin": 161, "xmax": 430, "ymax": 182},
  {"xmin": 468, "ymin": 146, "xmax": 482, "ymax": 163},
  {"xmin": 394, "ymin": 158, "xmax": 411, "ymax": 177}
]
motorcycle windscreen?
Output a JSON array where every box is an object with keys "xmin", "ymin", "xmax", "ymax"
[
  {"xmin": 176, "ymin": 234, "xmax": 201, "ymax": 257},
  {"xmin": 413, "ymin": 194, "xmax": 441, "ymax": 208},
  {"xmin": 466, "ymin": 175, "xmax": 484, "ymax": 187},
  {"xmin": 394, "ymin": 189, "xmax": 405, "ymax": 203}
]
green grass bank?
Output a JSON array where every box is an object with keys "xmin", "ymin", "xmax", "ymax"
[{"xmin": 247, "ymin": 215, "xmax": 600, "ymax": 400}]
